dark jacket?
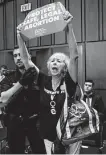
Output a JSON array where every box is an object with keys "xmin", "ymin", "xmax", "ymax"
[
  {"xmin": 0, "ymin": 69, "xmax": 40, "ymax": 117},
  {"xmin": 92, "ymin": 94, "xmax": 105, "ymax": 116},
  {"xmin": 83, "ymin": 93, "xmax": 105, "ymax": 116}
]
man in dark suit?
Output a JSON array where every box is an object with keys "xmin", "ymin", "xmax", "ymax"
[
  {"xmin": 82, "ymin": 79, "xmax": 105, "ymax": 152},
  {"xmin": 83, "ymin": 80, "xmax": 104, "ymax": 115},
  {"xmin": 0, "ymin": 48, "xmax": 46, "ymax": 154}
]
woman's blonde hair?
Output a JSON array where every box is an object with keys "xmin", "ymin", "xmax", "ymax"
[{"xmin": 47, "ymin": 52, "xmax": 69, "ymax": 77}]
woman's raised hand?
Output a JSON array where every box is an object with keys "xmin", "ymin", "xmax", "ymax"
[
  {"xmin": 63, "ymin": 10, "xmax": 73, "ymax": 24},
  {"xmin": 17, "ymin": 23, "xmax": 24, "ymax": 35}
]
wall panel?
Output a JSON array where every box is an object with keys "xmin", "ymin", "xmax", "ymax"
[
  {"xmin": 16, "ymin": 0, "xmax": 25, "ymax": 25},
  {"xmin": 16, "ymin": 0, "xmax": 25, "ymax": 46},
  {"xmin": 78, "ymin": 44, "xmax": 85, "ymax": 87},
  {"xmin": 28, "ymin": 0, "xmax": 38, "ymax": 47},
  {"xmin": 0, "ymin": 52, "xmax": 5, "ymax": 67},
  {"xmin": 85, "ymin": 0, "xmax": 99, "ymax": 41},
  {"xmin": 54, "ymin": 0, "xmax": 66, "ymax": 45},
  {"xmin": 0, "ymin": 5, "xmax": 4, "ymax": 50},
  {"xmin": 6, "ymin": 1, "xmax": 14, "ymax": 49},
  {"xmin": 5, "ymin": 52, "xmax": 15, "ymax": 69},
  {"xmin": 0, "ymin": 52, "xmax": 15, "ymax": 69},
  {"xmin": 103, "ymin": 0, "xmax": 106, "ymax": 39},
  {"xmin": 86, "ymin": 42, "xmax": 106, "ymax": 89},
  {"xmin": 99, "ymin": 0, "xmax": 103, "ymax": 40},
  {"xmin": 40, "ymin": 0, "xmax": 51, "ymax": 6},
  {"xmin": 69, "ymin": 0, "xmax": 81, "ymax": 42}
]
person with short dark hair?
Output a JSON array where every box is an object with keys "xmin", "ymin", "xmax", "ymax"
[
  {"xmin": 83, "ymin": 80, "xmax": 104, "ymax": 113},
  {"xmin": 85, "ymin": 79, "xmax": 94, "ymax": 86},
  {"xmin": 0, "ymin": 48, "xmax": 46, "ymax": 154},
  {"xmin": 0, "ymin": 65, "xmax": 8, "ymax": 82},
  {"xmin": 0, "ymin": 65, "xmax": 8, "ymax": 121}
]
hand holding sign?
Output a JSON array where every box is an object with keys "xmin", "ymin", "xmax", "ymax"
[
  {"xmin": 18, "ymin": 2, "xmax": 73, "ymax": 40},
  {"xmin": 59, "ymin": 2, "xmax": 73, "ymax": 24},
  {"xmin": 17, "ymin": 23, "xmax": 23, "ymax": 34},
  {"xmin": 63, "ymin": 11, "xmax": 73, "ymax": 24}
]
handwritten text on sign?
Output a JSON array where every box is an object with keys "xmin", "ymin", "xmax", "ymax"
[{"xmin": 20, "ymin": 2, "xmax": 67, "ymax": 40}]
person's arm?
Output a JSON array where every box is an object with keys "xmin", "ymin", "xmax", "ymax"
[
  {"xmin": 67, "ymin": 23, "xmax": 78, "ymax": 83},
  {"xmin": 0, "ymin": 82, "xmax": 22, "ymax": 108},
  {"xmin": 17, "ymin": 32, "xmax": 39, "ymax": 72},
  {"xmin": 0, "ymin": 66, "xmax": 36, "ymax": 108}
]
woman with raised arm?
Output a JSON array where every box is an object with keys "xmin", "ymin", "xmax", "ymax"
[
  {"xmin": 0, "ymin": 11, "xmax": 81, "ymax": 154},
  {"xmin": 16, "ymin": 11, "xmax": 82, "ymax": 154}
]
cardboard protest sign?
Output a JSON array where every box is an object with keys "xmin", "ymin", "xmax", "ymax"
[{"xmin": 20, "ymin": 2, "xmax": 68, "ymax": 40}]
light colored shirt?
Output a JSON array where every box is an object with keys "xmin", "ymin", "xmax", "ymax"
[{"xmin": 86, "ymin": 97, "xmax": 92, "ymax": 107}]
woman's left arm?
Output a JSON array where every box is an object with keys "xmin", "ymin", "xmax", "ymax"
[{"xmin": 67, "ymin": 22, "xmax": 78, "ymax": 83}]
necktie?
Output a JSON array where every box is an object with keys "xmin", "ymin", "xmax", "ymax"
[
  {"xmin": 83, "ymin": 94, "xmax": 93, "ymax": 107},
  {"xmin": 86, "ymin": 97, "xmax": 91, "ymax": 107}
]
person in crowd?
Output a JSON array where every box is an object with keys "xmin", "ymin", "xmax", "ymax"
[
  {"xmin": 0, "ymin": 48, "xmax": 46, "ymax": 154},
  {"xmin": 0, "ymin": 10, "xmax": 82, "ymax": 154},
  {"xmin": 83, "ymin": 80, "xmax": 104, "ymax": 114},
  {"xmin": 16, "ymin": 11, "xmax": 82, "ymax": 154},
  {"xmin": 0, "ymin": 65, "xmax": 8, "ymax": 82},
  {"xmin": 0, "ymin": 65, "xmax": 8, "ymax": 124},
  {"xmin": 82, "ymin": 79, "xmax": 105, "ymax": 152}
]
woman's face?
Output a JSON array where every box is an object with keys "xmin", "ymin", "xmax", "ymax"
[{"xmin": 49, "ymin": 54, "xmax": 66, "ymax": 76}]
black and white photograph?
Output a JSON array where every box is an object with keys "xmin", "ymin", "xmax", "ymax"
[{"xmin": 0, "ymin": 0, "xmax": 106, "ymax": 154}]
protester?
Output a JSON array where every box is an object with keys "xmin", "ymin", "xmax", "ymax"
[
  {"xmin": 0, "ymin": 10, "xmax": 82, "ymax": 154},
  {"xmin": 0, "ymin": 65, "xmax": 8, "ymax": 124},
  {"xmin": 16, "ymin": 10, "xmax": 83, "ymax": 154},
  {"xmin": 0, "ymin": 65, "xmax": 8, "ymax": 82},
  {"xmin": 82, "ymin": 80, "xmax": 105, "ymax": 152},
  {"xmin": 0, "ymin": 48, "xmax": 46, "ymax": 154}
]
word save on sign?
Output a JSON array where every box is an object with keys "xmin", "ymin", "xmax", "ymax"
[{"xmin": 20, "ymin": 2, "xmax": 68, "ymax": 40}]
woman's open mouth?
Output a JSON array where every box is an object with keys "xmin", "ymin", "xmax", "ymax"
[{"xmin": 52, "ymin": 67, "xmax": 58, "ymax": 72}]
